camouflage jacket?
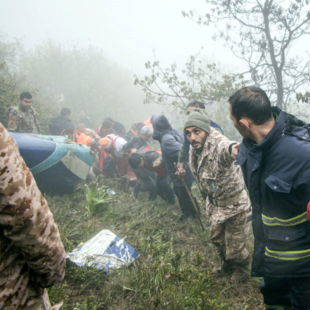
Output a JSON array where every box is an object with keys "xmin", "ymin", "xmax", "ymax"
[
  {"xmin": 7, "ymin": 105, "xmax": 41, "ymax": 134},
  {"xmin": 189, "ymin": 128, "xmax": 250, "ymax": 224},
  {"xmin": 0, "ymin": 123, "xmax": 65, "ymax": 309}
]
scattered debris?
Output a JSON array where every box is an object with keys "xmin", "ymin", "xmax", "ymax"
[{"xmin": 66, "ymin": 229, "xmax": 139, "ymax": 272}]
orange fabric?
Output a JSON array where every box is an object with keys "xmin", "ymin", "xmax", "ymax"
[
  {"xmin": 100, "ymin": 137, "xmax": 111, "ymax": 147},
  {"xmin": 61, "ymin": 129, "xmax": 93, "ymax": 146},
  {"xmin": 76, "ymin": 132, "xmax": 93, "ymax": 145},
  {"xmin": 143, "ymin": 116, "xmax": 153, "ymax": 131}
]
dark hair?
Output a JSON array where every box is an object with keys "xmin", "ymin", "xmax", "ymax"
[
  {"xmin": 61, "ymin": 108, "xmax": 71, "ymax": 116},
  {"xmin": 105, "ymin": 117, "xmax": 113, "ymax": 122},
  {"xmin": 101, "ymin": 119, "xmax": 113, "ymax": 129},
  {"xmin": 186, "ymin": 100, "xmax": 205, "ymax": 110},
  {"xmin": 20, "ymin": 92, "xmax": 32, "ymax": 100},
  {"xmin": 128, "ymin": 153, "xmax": 142, "ymax": 169},
  {"xmin": 229, "ymin": 86, "xmax": 273, "ymax": 125}
]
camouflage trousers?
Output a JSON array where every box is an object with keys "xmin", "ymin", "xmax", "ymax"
[{"xmin": 210, "ymin": 210, "xmax": 250, "ymax": 274}]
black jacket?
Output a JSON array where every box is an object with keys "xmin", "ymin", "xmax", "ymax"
[
  {"xmin": 50, "ymin": 116, "xmax": 75, "ymax": 136},
  {"xmin": 113, "ymin": 121, "xmax": 126, "ymax": 138},
  {"xmin": 151, "ymin": 115, "xmax": 195, "ymax": 186},
  {"xmin": 236, "ymin": 107, "xmax": 310, "ymax": 278}
]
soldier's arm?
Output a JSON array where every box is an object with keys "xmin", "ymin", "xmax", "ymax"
[
  {"xmin": 0, "ymin": 123, "xmax": 65, "ymax": 288},
  {"xmin": 217, "ymin": 137, "xmax": 238, "ymax": 168},
  {"xmin": 7, "ymin": 109, "xmax": 19, "ymax": 132}
]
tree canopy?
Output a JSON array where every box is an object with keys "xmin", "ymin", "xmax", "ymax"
[{"xmin": 183, "ymin": 0, "xmax": 310, "ymax": 109}]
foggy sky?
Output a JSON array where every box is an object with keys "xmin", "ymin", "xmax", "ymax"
[{"xmin": 0, "ymin": 0, "xmax": 242, "ymax": 73}]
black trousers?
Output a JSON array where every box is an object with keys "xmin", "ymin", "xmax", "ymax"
[
  {"xmin": 156, "ymin": 172, "xmax": 175, "ymax": 204},
  {"xmin": 173, "ymin": 183, "xmax": 199, "ymax": 217},
  {"xmin": 261, "ymin": 276, "xmax": 310, "ymax": 310},
  {"xmin": 133, "ymin": 168, "xmax": 157, "ymax": 200}
]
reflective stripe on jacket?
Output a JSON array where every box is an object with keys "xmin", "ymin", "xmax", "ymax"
[{"xmin": 235, "ymin": 107, "xmax": 310, "ymax": 278}]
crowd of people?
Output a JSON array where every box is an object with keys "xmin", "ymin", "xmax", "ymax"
[{"xmin": 2, "ymin": 87, "xmax": 310, "ymax": 309}]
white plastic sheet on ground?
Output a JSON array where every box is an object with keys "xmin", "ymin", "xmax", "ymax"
[{"xmin": 66, "ymin": 229, "xmax": 139, "ymax": 272}]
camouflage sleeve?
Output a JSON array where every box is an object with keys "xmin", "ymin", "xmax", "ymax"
[
  {"xmin": 34, "ymin": 115, "xmax": 41, "ymax": 134},
  {"xmin": 7, "ymin": 108, "xmax": 19, "ymax": 132},
  {"xmin": 216, "ymin": 136, "xmax": 236, "ymax": 169},
  {"xmin": 0, "ymin": 123, "xmax": 65, "ymax": 288}
]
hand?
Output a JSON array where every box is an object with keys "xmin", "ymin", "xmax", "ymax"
[
  {"xmin": 231, "ymin": 143, "xmax": 240, "ymax": 159},
  {"xmin": 153, "ymin": 158, "xmax": 161, "ymax": 167},
  {"xmin": 175, "ymin": 162, "xmax": 186, "ymax": 178},
  {"xmin": 131, "ymin": 148, "xmax": 137, "ymax": 154}
]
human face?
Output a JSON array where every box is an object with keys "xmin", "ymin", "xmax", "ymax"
[
  {"xmin": 20, "ymin": 98, "xmax": 32, "ymax": 109},
  {"xmin": 186, "ymin": 106, "xmax": 200, "ymax": 116},
  {"xmin": 185, "ymin": 126, "xmax": 207, "ymax": 150}
]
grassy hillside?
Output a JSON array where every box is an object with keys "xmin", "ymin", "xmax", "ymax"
[{"xmin": 47, "ymin": 179, "xmax": 264, "ymax": 310}]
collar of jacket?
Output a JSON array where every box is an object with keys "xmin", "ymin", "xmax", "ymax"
[
  {"xmin": 236, "ymin": 106, "xmax": 310, "ymax": 166},
  {"xmin": 235, "ymin": 107, "xmax": 284, "ymax": 165}
]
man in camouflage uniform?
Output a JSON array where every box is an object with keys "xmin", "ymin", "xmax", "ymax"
[
  {"xmin": 0, "ymin": 122, "xmax": 65, "ymax": 309},
  {"xmin": 7, "ymin": 92, "xmax": 41, "ymax": 134},
  {"xmin": 180, "ymin": 109, "xmax": 250, "ymax": 276}
]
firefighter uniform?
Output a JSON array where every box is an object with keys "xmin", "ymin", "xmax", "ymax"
[{"xmin": 236, "ymin": 107, "xmax": 310, "ymax": 309}]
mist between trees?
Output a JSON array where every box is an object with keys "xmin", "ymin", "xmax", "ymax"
[
  {"xmin": 134, "ymin": 0, "xmax": 310, "ymax": 140},
  {"xmin": 0, "ymin": 34, "xmax": 163, "ymax": 134},
  {"xmin": 2, "ymin": 0, "xmax": 310, "ymax": 142}
]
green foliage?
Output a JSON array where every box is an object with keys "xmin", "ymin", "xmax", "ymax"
[
  {"xmin": 134, "ymin": 50, "xmax": 246, "ymax": 111},
  {"xmin": 19, "ymin": 38, "xmax": 147, "ymax": 128},
  {"xmin": 183, "ymin": 0, "xmax": 310, "ymax": 109},
  {"xmin": 47, "ymin": 179, "xmax": 262, "ymax": 309},
  {"xmin": 0, "ymin": 62, "xmax": 19, "ymax": 126},
  {"xmin": 0, "ymin": 34, "xmax": 154, "ymax": 132},
  {"xmin": 0, "ymin": 35, "xmax": 58, "ymax": 132},
  {"xmin": 85, "ymin": 182, "xmax": 113, "ymax": 216}
]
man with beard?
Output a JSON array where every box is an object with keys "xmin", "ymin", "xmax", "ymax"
[
  {"xmin": 7, "ymin": 92, "xmax": 41, "ymax": 134},
  {"xmin": 184, "ymin": 109, "xmax": 250, "ymax": 277}
]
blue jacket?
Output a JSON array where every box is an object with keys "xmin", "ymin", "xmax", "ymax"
[
  {"xmin": 151, "ymin": 115, "xmax": 195, "ymax": 187},
  {"xmin": 236, "ymin": 107, "xmax": 310, "ymax": 278}
]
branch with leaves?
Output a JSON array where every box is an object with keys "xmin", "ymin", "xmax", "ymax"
[
  {"xmin": 134, "ymin": 51, "xmax": 247, "ymax": 110},
  {"xmin": 183, "ymin": 0, "xmax": 310, "ymax": 109}
]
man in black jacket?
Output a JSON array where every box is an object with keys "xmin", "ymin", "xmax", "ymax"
[
  {"xmin": 151, "ymin": 115, "xmax": 199, "ymax": 221},
  {"xmin": 50, "ymin": 108, "xmax": 75, "ymax": 135},
  {"xmin": 229, "ymin": 86, "xmax": 310, "ymax": 309},
  {"xmin": 122, "ymin": 126, "xmax": 152, "ymax": 151},
  {"xmin": 128, "ymin": 148, "xmax": 175, "ymax": 204},
  {"xmin": 105, "ymin": 117, "xmax": 126, "ymax": 138}
]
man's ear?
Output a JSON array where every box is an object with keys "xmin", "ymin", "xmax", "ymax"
[{"xmin": 239, "ymin": 118, "xmax": 251, "ymax": 130}]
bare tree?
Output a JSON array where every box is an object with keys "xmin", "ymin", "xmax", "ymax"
[{"xmin": 183, "ymin": 0, "xmax": 310, "ymax": 109}]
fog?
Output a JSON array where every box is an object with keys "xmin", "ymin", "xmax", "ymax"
[{"xmin": 0, "ymin": 0, "xmax": 309, "ymax": 131}]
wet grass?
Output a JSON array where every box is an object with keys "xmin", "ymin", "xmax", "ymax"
[{"xmin": 47, "ymin": 179, "xmax": 264, "ymax": 310}]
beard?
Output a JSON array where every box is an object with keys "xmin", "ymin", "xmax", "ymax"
[{"xmin": 191, "ymin": 134, "xmax": 207, "ymax": 154}]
